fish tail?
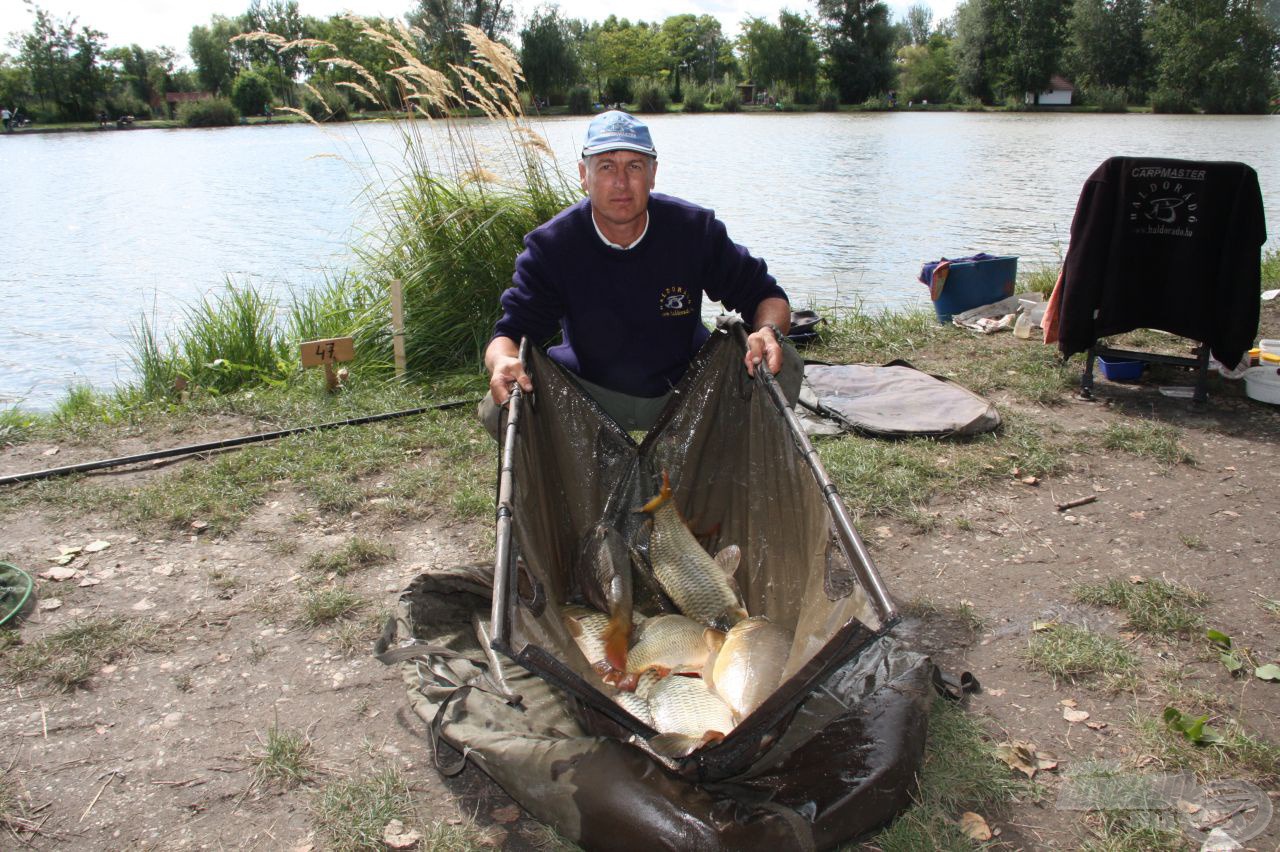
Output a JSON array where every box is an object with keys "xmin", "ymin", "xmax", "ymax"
[
  {"xmin": 640, "ymin": 470, "xmax": 673, "ymax": 514},
  {"xmin": 602, "ymin": 612, "xmax": 631, "ymax": 673}
]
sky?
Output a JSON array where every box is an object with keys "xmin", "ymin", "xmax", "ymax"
[{"xmin": 2, "ymin": 0, "xmax": 960, "ymax": 61}]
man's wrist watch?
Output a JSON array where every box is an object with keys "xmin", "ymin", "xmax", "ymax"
[{"xmin": 760, "ymin": 322, "xmax": 785, "ymax": 342}]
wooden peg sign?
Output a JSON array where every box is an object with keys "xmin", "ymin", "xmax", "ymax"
[{"xmin": 300, "ymin": 336, "xmax": 355, "ymax": 391}]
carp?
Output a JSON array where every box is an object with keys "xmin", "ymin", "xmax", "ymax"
[
  {"xmin": 616, "ymin": 613, "xmax": 716, "ymax": 691},
  {"xmin": 562, "ymin": 604, "xmax": 646, "ymax": 678},
  {"xmin": 647, "ymin": 674, "xmax": 736, "ymax": 758},
  {"xmin": 573, "ymin": 525, "xmax": 634, "ymax": 674},
  {"xmin": 705, "ymin": 616, "xmax": 794, "ymax": 722},
  {"xmin": 639, "ymin": 471, "xmax": 747, "ymax": 631}
]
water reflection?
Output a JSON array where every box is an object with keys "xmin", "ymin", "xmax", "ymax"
[{"xmin": 1, "ymin": 113, "xmax": 1276, "ymax": 409}]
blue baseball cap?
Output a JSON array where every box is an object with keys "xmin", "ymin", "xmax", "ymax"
[{"xmin": 581, "ymin": 110, "xmax": 657, "ymax": 158}]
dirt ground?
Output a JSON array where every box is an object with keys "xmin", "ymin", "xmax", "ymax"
[{"xmin": 2, "ymin": 328, "xmax": 1279, "ymax": 850}]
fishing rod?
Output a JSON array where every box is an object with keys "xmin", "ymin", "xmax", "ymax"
[{"xmin": 0, "ymin": 398, "xmax": 479, "ymax": 487}]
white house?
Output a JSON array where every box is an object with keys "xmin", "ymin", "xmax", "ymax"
[{"xmin": 1025, "ymin": 75, "xmax": 1074, "ymax": 106}]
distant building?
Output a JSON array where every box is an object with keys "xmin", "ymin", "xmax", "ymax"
[{"xmin": 1025, "ymin": 76, "xmax": 1074, "ymax": 106}]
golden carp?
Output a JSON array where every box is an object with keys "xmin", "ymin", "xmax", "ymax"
[
  {"xmin": 640, "ymin": 471, "xmax": 747, "ymax": 631},
  {"xmin": 647, "ymin": 674, "xmax": 736, "ymax": 758},
  {"xmin": 705, "ymin": 616, "xmax": 794, "ymax": 722},
  {"xmin": 562, "ymin": 604, "xmax": 646, "ymax": 677},
  {"xmin": 574, "ymin": 525, "xmax": 634, "ymax": 674},
  {"xmin": 616, "ymin": 613, "xmax": 716, "ymax": 691}
]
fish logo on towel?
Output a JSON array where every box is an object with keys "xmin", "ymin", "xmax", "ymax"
[{"xmin": 659, "ymin": 286, "xmax": 692, "ymax": 317}]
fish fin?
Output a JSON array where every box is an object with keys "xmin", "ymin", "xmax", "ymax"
[
  {"xmin": 712, "ymin": 607, "xmax": 749, "ymax": 632},
  {"xmin": 562, "ymin": 613, "xmax": 585, "ymax": 638},
  {"xmin": 713, "ymin": 544, "xmax": 741, "ymax": 577},
  {"xmin": 648, "ymin": 733, "xmax": 705, "ymax": 759},
  {"xmin": 601, "ymin": 612, "xmax": 632, "ymax": 673},
  {"xmin": 703, "ymin": 628, "xmax": 725, "ymax": 691},
  {"xmin": 704, "ymin": 628, "xmax": 726, "ymax": 653},
  {"xmin": 614, "ymin": 671, "xmax": 640, "ymax": 692},
  {"xmin": 639, "ymin": 470, "xmax": 673, "ymax": 514}
]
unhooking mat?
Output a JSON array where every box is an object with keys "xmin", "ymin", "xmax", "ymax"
[
  {"xmin": 379, "ymin": 323, "xmax": 934, "ymax": 850},
  {"xmin": 799, "ymin": 360, "xmax": 1002, "ymax": 438}
]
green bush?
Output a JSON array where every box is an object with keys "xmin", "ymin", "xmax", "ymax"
[
  {"xmin": 232, "ymin": 69, "xmax": 273, "ymax": 116},
  {"xmin": 179, "ymin": 98, "xmax": 239, "ymax": 127},
  {"xmin": 635, "ymin": 84, "xmax": 669, "ymax": 113},
  {"xmin": 105, "ymin": 93, "xmax": 150, "ymax": 120},
  {"xmin": 682, "ymin": 85, "xmax": 707, "ymax": 113},
  {"xmin": 818, "ymin": 90, "xmax": 839, "ymax": 111},
  {"xmin": 1151, "ymin": 88, "xmax": 1194, "ymax": 114},
  {"xmin": 567, "ymin": 85, "xmax": 592, "ymax": 114},
  {"xmin": 304, "ymin": 83, "xmax": 350, "ymax": 122},
  {"xmin": 794, "ymin": 87, "xmax": 817, "ymax": 105},
  {"xmin": 603, "ymin": 77, "xmax": 632, "ymax": 106},
  {"xmin": 719, "ymin": 93, "xmax": 741, "ymax": 113},
  {"xmin": 1085, "ymin": 86, "xmax": 1129, "ymax": 113}
]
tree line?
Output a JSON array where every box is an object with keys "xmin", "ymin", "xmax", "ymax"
[{"xmin": 1, "ymin": 0, "xmax": 1277, "ymax": 124}]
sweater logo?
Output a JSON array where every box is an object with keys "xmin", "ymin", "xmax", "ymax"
[
  {"xmin": 659, "ymin": 286, "xmax": 692, "ymax": 317},
  {"xmin": 1129, "ymin": 178, "xmax": 1199, "ymax": 239}
]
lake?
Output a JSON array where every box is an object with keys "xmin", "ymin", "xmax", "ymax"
[{"xmin": 2, "ymin": 112, "xmax": 1277, "ymax": 410}]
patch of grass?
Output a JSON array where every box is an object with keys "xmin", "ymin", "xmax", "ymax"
[
  {"xmin": 306, "ymin": 537, "xmax": 395, "ymax": 577},
  {"xmin": 311, "ymin": 765, "xmax": 417, "ymax": 852},
  {"xmin": 808, "ymin": 304, "xmax": 941, "ymax": 364},
  {"xmin": 1130, "ymin": 711, "xmax": 1280, "ymax": 784},
  {"xmin": 300, "ymin": 587, "xmax": 366, "ymax": 627},
  {"xmin": 330, "ymin": 612, "xmax": 385, "ymax": 657},
  {"xmin": 0, "ymin": 616, "xmax": 160, "ymax": 691},
  {"xmin": 1023, "ymin": 624, "xmax": 1139, "ymax": 685},
  {"xmin": 173, "ymin": 673, "xmax": 194, "ymax": 692},
  {"xmin": 868, "ymin": 698, "xmax": 1034, "ymax": 851},
  {"xmin": 818, "ymin": 414, "xmax": 1072, "ymax": 520},
  {"xmin": 1077, "ymin": 811, "xmax": 1186, "ymax": 852},
  {"xmin": 1255, "ymin": 593, "xmax": 1280, "ymax": 618},
  {"xmin": 248, "ymin": 722, "xmax": 317, "ymax": 788},
  {"xmin": 1261, "ymin": 248, "xmax": 1279, "ymax": 290},
  {"xmin": 1074, "ymin": 578, "xmax": 1207, "ymax": 637},
  {"xmin": 1101, "ymin": 422, "xmax": 1194, "ymax": 467},
  {"xmin": 0, "ymin": 407, "xmax": 42, "ymax": 443},
  {"xmin": 901, "ymin": 597, "xmax": 986, "ymax": 634}
]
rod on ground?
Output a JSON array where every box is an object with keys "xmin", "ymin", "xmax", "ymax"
[{"xmin": 0, "ymin": 399, "xmax": 475, "ymax": 487}]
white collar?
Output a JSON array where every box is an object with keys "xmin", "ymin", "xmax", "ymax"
[{"xmin": 591, "ymin": 209, "xmax": 648, "ymax": 250}]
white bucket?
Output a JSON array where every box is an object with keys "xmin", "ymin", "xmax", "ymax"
[{"xmin": 1243, "ymin": 366, "xmax": 1280, "ymax": 405}]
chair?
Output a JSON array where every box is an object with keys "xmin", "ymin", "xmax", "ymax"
[{"xmin": 1050, "ymin": 157, "xmax": 1266, "ymax": 403}]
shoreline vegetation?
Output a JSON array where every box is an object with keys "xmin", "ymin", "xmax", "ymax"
[
  {"xmin": 3, "ymin": 25, "xmax": 1280, "ymax": 849},
  {"xmin": 0, "ymin": 99, "xmax": 1170, "ymax": 136}
]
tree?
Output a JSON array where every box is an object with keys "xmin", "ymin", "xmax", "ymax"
[
  {"xmin": 308, "ymin": 14, "xmax": 400, "ymax": 108},
  {"xmin": 105, "ymin": 44, "xmax": 179, "ymax": 111},
  {"xmin": 244, "ymin": 0, "xmax": 311, "ymax": 104},
  {"xmin": 408, "ymin": 0, "xmax": 514, "ymax": 69},
  {"xmin": 15, "ymin": 2, "xmax": 108, "ymax": 120},
  {"xmin": 520, "ymin": 6, "xmax": 579, "ymax": 100},
  {"xmin": 953, "ymin": 0, "xmax": 1001, "ymax": 100},
  {"xmin": 1005, "ymin": 0, "xmax": 1072, "ymax": 100},
  {"xmin": 816, "ymin": 0, "xmax": 896, "ymax": 102},
  {"xmin": 189, "ymin": 15, "xmax": 249, "ymax": 96},
  {"xmin": 660, "ymin": 13, "xmax": 729, "ymax": 85},
  {"xmin": 1148, "ymin": 0, "xmax": 1278, "ymax": 112},
  {"xmin": 232, "ymin": 67, "xmax": 272, "ymax": 114},
  {"xmin": 1065, "ymin": 0, "xmax": 1151, "ymax": 97},
  {"xmin": 906, "ymin": 3, "xmax": 934, "ymax": 44},
  {"xmin": 738, "ymin": 12, "xmax": 820, "ymax": 93},
  {"xmin": 896, "ymin": 32, "xmax": 957, "ymax": 102}
]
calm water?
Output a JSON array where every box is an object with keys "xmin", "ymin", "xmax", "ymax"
[{"xmin": 2, "ymin": 112, "xmax": 1277, "ymax": 410}]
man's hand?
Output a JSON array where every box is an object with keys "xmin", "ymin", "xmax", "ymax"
[
  {"xmin": 485, "ymin": 336, "xmax": 533, "ymax": 404},
  {"xmin": 744, "ymin": 327, "xmax": 785, "ymax": 377},
  {"xmin": 744, "ymin": 297, "xmax": 791, "ymax": 377}
]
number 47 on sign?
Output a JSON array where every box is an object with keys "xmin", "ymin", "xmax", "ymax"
[{"xmin": 300, "ymin": 337, "xmax": 355, "ymax": 390}]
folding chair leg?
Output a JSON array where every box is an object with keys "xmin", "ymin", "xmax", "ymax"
[{"xmin": 1080, "ymin": 348, "xmax": 1097, "ymax": 400}]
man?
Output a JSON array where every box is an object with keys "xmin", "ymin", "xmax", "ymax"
[{"xmin": 483, "ymin": 111, "xmax": 794, "ymax": 433}]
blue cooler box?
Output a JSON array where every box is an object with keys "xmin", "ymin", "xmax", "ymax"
[{"xmin": 931, "ymin": 255, "xmax": 1019, "ymax": 322}]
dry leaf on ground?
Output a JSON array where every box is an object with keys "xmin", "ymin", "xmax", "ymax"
[{"xmin": 959, "ymin": 811, "xmax": 993, "ymax": 841}]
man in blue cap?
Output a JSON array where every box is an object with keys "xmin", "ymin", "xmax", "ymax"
[{"xmin": 482, "ymin": 110, "xmax": 794, "ymax": 433}]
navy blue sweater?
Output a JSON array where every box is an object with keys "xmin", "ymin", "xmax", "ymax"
[{"xmin": 493, "ymin": 193, "xmax": 787, "ymax": 397}]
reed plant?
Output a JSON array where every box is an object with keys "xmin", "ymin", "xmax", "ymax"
[{"xmin": 234, "ymin": 19, "xmax": 580, "ymax": 379}]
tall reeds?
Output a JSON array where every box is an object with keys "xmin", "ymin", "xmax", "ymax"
[{"xmin": 127, "ymin": 20, "xmax": 578, "ymax": 403}]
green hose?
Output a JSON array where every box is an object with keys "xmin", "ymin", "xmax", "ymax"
[{"xmin": 0, "ymin": 562, "xmax": 35, "ymax": 626}]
